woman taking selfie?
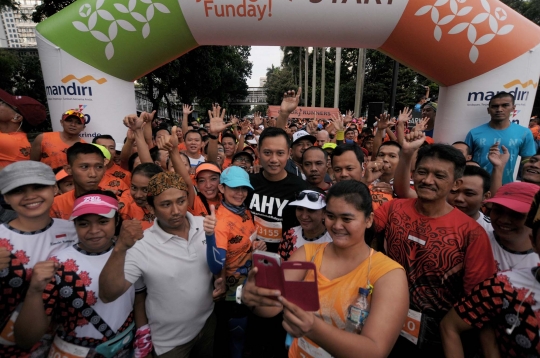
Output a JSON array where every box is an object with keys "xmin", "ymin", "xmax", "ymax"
[{"xmin": 241, "ymin": 180, "xmax": 409, "ymax": 358}]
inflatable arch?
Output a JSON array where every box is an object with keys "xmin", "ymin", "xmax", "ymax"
[{"xmin": 36, "ymin": 0, "xmax": 540, "ymax": 143}]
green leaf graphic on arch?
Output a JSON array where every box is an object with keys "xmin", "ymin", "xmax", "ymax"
[{"xmin": 37, "ymin": 0, "xmax": 197, "ymax": 81}]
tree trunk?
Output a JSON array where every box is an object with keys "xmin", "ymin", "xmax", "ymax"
[
  {"xmin": 354, "ymin": 48, "xmax": 366, "ymax": 117},
  {"xmin": 334, "ymin": 47, "xmax": 341, "ymax": 108},
  {"xmin": 164, "ymin": 94, "xmax": 173, "ymax": 124},
  {"xmin": 321, "ymin": 48, "xmax": 326, "ymax": 108},
  {"xmin": 304, "ymin": 47, "xmax": 309, "ymax": 107},
  {"xmin": 299, "ymin": 47, "xmax": 302, "ymax": 96},
  {"xmin": 311, "ymin": 47, "xmax": 317, "ymax": 108}
]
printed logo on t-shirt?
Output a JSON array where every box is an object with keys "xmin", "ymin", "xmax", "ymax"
[{"xmin": 249, "ymin": 194, "xmax": 289, "ymax": 218}]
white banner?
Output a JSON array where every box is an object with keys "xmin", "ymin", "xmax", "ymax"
[
  {"xmin": 435, "ymin": 43, "xmax": 540, "ymax": 144},
  {"xmin": 178, "ymin": 0, "xmax": 407, "ymax": 48},
  {"xmin": 37, "ymin": 33, "xmax": 136, "ymax": 145}
]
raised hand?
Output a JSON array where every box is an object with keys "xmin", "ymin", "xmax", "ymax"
[
  {"xmin": 123, "ymin": 114, "xmax": 143, "ymax": 131},
  {"xmin": 401, "ymin": 129, "xmax": 426, "ymax": 155},
  {"xmin": 29, "ymin": 260, "xmax": 60, "ymax": 293},
  {"xmin": 116, "ymin": 220, "xmax": 144, "ymax": 251},
  {"xmin": 253, "ymin": 112, "xmax": 263, "ymax": 127},
  {"xmin": 183, "ymin": 104, "xmax": 193, "ymax": 116},
  {"xmin": 344, "ymin": 110, "xmax": 354, "ymax": 124},
  {"xmin": 488, "ymin": 143, "xmax": 510, "ymax": 168},
  {"xmin": 280, "ymin": 88, "xmax": 302, "ymax": 115},
  {"xmin": 397, "ymin": 107, "xmax": 412, "ymax": 126},
  {"xmin": 140, "ymin": 111, "xmax": 156, "ymax": 124},
  {"xmin": 157, "ymin": 127, "xmax": 180, "ymax": 152},
  {"xmin": 414, "ymin": 117, "xmax": 430, "ymax": 132},
  {"xmin": 306, "ymin": 120, "xmax": 318, "ymax": 135},
  {"xmin": 0, "ymin": 247, "xmax": 11, "ymax": 270},
  {"xmin": 208, "ymin": 104, "xmax": 229, "ymax": 135},
  {"xmin": 331, "ymin": 112, "xmax": 344, "ymax": 132},
  {"xmin": 363, "ymin": 159, "xmax": 386, "ymax": 184},
  {"xmin": 375, "ymin": 113, "xmax": 394, "ymax": 130},
  {"xmin": 240, "ymin": 121, "xmax": 251, "ymax": 135}
]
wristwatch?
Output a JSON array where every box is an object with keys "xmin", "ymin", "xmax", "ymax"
[{"xmin": 236, "ymin": 284, "xmax": 243, "ymax": 304}]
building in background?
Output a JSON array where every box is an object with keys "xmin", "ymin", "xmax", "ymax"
[
  {"xmin": 259, "ymin": 77, "xmax": 267, "ymax": 87},
  {"xmin": 1, "ymin": 0, "xmax": 41, "ymax": 48}
]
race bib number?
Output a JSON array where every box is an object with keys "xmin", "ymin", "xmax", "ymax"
[
  {"xmin": 0, "ymin": 304, "xmax": 20, "ymax": 345},
  {"xmin": 48, "ymin": 335, "xmax": 90, "ymax": 358},
  {"xmin": 400, "ymin": 309, "xmax": 422, "ymax": 345},
  {"xmin": 297, "ymin": 337, "xmax": 333, "ymax": 358},
  {"xmin": 254, "ymin": 216, "xmax": 282, "ymax": 243}
]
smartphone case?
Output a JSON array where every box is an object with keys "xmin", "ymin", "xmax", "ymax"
[{"xmin": 253, "ymin": 251, "xmax": 320, "ymax": 311}]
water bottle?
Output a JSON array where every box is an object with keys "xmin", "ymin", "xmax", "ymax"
[{"xmin": 345, "ymin": 287, "xmax": 370, "ymax": 334}]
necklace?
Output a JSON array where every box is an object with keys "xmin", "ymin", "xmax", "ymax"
[{"xmin": 302, "ymin": 228, "xmax": 327, "ymax": 242}]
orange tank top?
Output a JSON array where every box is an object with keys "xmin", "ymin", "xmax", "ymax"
[
  {"xmin": 41, "ymin": 132, "xmax": 85, "ymax": 169},
  {"xmin": 288, "ymin": 243, "xmax": 403, "ymax": 358},
  {"xmin": 0, "ymin": 132, "xmax": 31, "ymax": 168}
]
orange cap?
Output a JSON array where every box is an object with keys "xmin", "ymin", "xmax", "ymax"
[
  {"xmin": 55, "ymin": 169, "xmax": 71, "ymax": 182},
  {"xmin": 424, "ymin": 136, "xmax": 434, "ymax": 144},
  {"xmin": 195, "ymin": 163, "xmax": 222, "ymax": 178}
]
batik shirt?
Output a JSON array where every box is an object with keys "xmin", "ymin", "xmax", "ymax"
[
  {"xmin": 44, "ymin": 243, "xmax": 136, "ymax": 346},
  {"xmin": 455, "ymin": 267, "xmax": 540, "ymax": 357},
  {"xmin": 0, "ymin": 219, "xmax": 76, "ymax": 357}
]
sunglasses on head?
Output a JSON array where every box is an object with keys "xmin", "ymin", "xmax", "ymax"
[
  {"xmin": 63, "ymin": 109, "xmax": 85, "ymax": 118},
  {"xmin": 297, "ymin": 192, "xmax": 324, "ymax": 202}
]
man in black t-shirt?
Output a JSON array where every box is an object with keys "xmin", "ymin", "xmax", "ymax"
[{"xmin": 247, "ymin": 127, "xmax": 307, "ymax": 254}]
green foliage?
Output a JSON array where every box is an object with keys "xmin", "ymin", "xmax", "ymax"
[
  {"xmin": 273, "ymin": 47, "xmax": 438, "ymax": 114},
  {"xmin": 264, "ymin": 66, "xmax": 296, "ymax": 105},
  {"xmin": 138, "ymin": 46, "xmax": 252, "ymax": 123},
  {"xmin": 0, "ymin": 50, "xmax": 52, "ymax": 133},
  {"xmin": 252, "ymin": 104, "xmax": 268, "ymax": 114}
]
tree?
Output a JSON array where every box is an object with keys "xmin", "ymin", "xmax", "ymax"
[{"xmin": 264, "ymin": 66, "xmax": 296, "ymax": 105}]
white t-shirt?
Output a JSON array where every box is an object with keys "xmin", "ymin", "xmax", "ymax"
[
  {"xmin": 188, "ymin": 155, "xmax": 205, "ymax": 168},
  {"xmin": 279, "ymin": 225, "xmax": 333, "ymax": 261},
  {"xmin": 0, "ymin": 219, "xmax": 77, "ymax": 347},
  {"xmin": 47, "ymin": 244, "xmax": 135, "ymax": 340},
  {"xmin": 124, "ymin": 214, "xmax": 213, "ymax": 355},
  {"xmin": 487, "ymin": 230, "xmax": 540, "ymax": 272},
  {"xmin": 476, "ymin": 211, "xmax": 493, "ymax": 233}
]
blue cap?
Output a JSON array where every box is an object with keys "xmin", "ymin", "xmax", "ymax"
[{"xmin": 220, "ymin": 166, "xmax": 254, "ymax": 189}]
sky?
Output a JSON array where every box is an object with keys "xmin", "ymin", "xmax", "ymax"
[{"xmin": 247, "ymin": 46, "xmax": 282, "ymax": 87}]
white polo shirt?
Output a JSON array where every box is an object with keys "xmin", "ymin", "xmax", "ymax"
[{"xmin": 124, "ymin": 213, "xmax": 213, "ymax": 355}]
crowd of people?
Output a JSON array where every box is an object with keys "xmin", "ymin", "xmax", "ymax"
[{"xmin": 1, "ymin": 84, "xmax": 540, "ymax": 358}]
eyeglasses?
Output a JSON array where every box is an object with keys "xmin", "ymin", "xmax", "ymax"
[
  {"xmin": 233, "ymin": 157, "xmax": 251, "ymax": 163},
  {"xmin": 296, "ymin": 192, "xmax": 324, "ymax": 202},
  {"xmin": 63, "ymin": 109, "xmax": 85, "ymax": 118}
]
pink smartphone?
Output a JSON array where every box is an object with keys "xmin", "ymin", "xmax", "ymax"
[{"xmin": 253, "ymin": 251, "xmax": 320, "ymax": 311}]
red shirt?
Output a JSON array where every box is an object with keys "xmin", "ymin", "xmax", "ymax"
[{"xmin": 375, "ymin": 198, "xmax": 496, "ymax": 313}]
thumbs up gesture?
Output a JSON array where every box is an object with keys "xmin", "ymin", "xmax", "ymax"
[{"xmin": 203, "ymin": 205, "xmax": 217, "ymax": 235}]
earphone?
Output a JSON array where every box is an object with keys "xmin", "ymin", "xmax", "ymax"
[
  {"xmin": 506, "ymin": 289, "xmax": 533, "ymax": 335},
  {"xmin": 506, "ymin": 268, "xmax": 539, "ymax": 335}
]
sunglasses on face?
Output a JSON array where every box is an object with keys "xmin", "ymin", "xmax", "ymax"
[{"xmin": 296, "ymin": 192, "xmax": 324, "ymax": 202}]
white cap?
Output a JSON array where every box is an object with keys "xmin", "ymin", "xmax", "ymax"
[
  {"xmin": 247, "ymin": 139, "xmax": 257, "ymax": 145},
  {"xmin": 292, "ymin": 130, "xmax": 316, "ymax": 146},
  {"xmin": 288, "ymin": 190, "xmax": 326, "ymax": 210},
  {"xmin": 115, "ymin": 143, "xmax": 123, "ymax": 152}
]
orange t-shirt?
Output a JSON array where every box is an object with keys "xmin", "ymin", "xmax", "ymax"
[
  {"xmin": 40, "ymin": 132, "xmax": 85, "ymax": 169},
  {"xmin": 222, "ymin": 157, "xmax": 232, "ymax": 169},
  {"xmin": 100, "ymin": 171, "xmax": 130, "ymax": 194},
  {"xmin": 50, "ymin": 191, "xmax": 76, "ymax": 219},
  {"xmin": 188, "ymin": 194, "xmax": 221, "ymax": 217},
  {"xmin": 178, "ymin": 142, "xmax": 187, "ymax": 152},
  {"xmin": 369, "ymin": 185, "xmax": 394, "ymax": 212},
  {"xmin": 530, "ymin": 125, "xmax": 540, "ymax": 141},
  {"xmin": 0, "ymin": 132, "xmax": 31, "ymax": 168},
  {"xmin": 50, "ymin": 189, "xmax": 129, "ymax": 220},
  {"xmin": 118, "ymin": 192, "xmax": 154, "ymax": 230},
  {"xmin": 105, "ymin": 164, "xmax": 131, "ymax": 187},
  {"xmin": 215, "ymin": 205, "xmax": 256, "ymax": 300},
  {"xmin": 288, "ymin": 243, "xmax": 403, "ymax": 358}
]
